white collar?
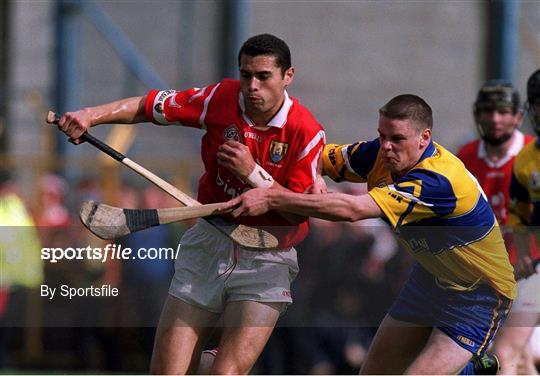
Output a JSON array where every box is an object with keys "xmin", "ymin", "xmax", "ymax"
[
  {"xmin": 238, "ymin": 90, "xmax": 293, "ymax": 128},
  {"xmin": 477, "ymin": 130, "xmax": 525, "ymax": 168}
]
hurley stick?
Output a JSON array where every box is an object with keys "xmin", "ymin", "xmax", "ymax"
[
  {"xmin": 80, "ymin": 200, "xmax": 236, "ymax": 239},
  {"xmin": 47, "ymin": 111, "xmax": 278, "ymax": 249}
]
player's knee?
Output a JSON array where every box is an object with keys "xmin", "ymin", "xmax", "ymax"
[
  {"xmin": 210, "ymin": 365, "xmax": 241, "ymax": 375},
  {"xmin": 211, "ymin": 360, "xmax": 250, "ymax": 375},
  {"xmin": 494, "ymin": 344, "xmax": 520, "ymax": 367}
]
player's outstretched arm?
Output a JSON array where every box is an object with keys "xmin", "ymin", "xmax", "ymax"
[
  {"xmin": 229, "ymin": 188, "xmax": 382, "ymax": 222},
  {"xmin": 216, "ymin": 140, "xmax": 312, "ymax": 224},
  {"xmin": 58, "ymin": 96, "xmax": 147, "ymax": 143}
]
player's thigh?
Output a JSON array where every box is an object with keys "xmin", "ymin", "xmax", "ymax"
[
  {"xmin": 151, "ymin": 295, "xmax": 219, "ymax": 374},
  {"xmin": 360, "ymin": 314, "xmax": 432, "ymax": 375},
  {"xmin": 211, "ymin": 300, "xmax": 283, "ymax": 374},
  {"xmin": 405, "ymin": 327, "xmax": 472, "ymax": 374}
]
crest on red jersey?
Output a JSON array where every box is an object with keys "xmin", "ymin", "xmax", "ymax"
[
  {"xmin": 223, "ymin": 125, "xmax": 242, "ymax": 142},
  {"xmin": 269, "ymin": 140, "xmax": 288, "ymax": 163}
]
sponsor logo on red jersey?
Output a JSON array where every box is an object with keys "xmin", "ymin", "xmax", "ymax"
[{"xmin": 223, "ymin": 125, "xmax": 242, "ymax": 142}]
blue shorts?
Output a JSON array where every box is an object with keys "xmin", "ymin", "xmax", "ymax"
[{"xmin": 389, "ymin": 263, "xmax": 512, "ymax": 355}]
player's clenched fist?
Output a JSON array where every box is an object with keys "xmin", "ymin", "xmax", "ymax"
[
  {"xmin": 216, "ymin": 140, "xmax": 256, "ymax": 180},
  {"xmin": 58, "ymin": 108, "xmax": 93, "ymax": 144}
]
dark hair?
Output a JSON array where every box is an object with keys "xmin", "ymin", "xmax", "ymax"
[
  {"xmin": 379, "ymin": 94, "xmax": 433, "ymax": 130},
  {"xmin": 526, "ymin": 70, "xmax": 540, "ymax": 136},
  {"xmin": 238, "ymin": 34, "xmax": 291, "ymax": 74},
  {"xmin": 527, "ymin": 69, "xmax": 540, "ymax": 104},
  {"xmin": 474, "ymin": 80, "xmax": 520, "ymax": 115}
]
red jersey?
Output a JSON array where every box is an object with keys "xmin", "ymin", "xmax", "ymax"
[
  {"xmin": 145, "ymin": 79, "xmax": 326, "ymax": 248},
  {"xmin": 458, "ymin": 130, "xmax": 535, "ymax": 263}
]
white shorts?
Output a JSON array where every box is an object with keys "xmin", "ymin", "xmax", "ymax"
[
  {"xmin": 512, "ymin": 264, "xmax": 540, "ymax": 313},
  {"xmin": 169, "ymin": 219, "xmax": 299, "ymax": 313}
]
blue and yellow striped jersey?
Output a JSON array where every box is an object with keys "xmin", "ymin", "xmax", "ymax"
[{"xmin": 322, "ymin": 139, "xmax": 516, "ymax": 299}]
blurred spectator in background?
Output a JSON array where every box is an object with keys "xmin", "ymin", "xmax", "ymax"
[
  {"xmin": 0, "ymin": 170, "xmax": 43, "ymax": 366},
  {"xmin": 74, "ymin": 175, "xmax": 101, "ymax": 208},
  {"xmin": 33, "ymin": 173, "xmax": 70, "ymax": 228},
  {"xmin": 32, "ymin": 173, "xmax": 123, "ymax": 370}
]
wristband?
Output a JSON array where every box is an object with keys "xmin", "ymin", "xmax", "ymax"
[{"xmin": 246, "ymin": 164, "xmax": 274, "ymax": 188}]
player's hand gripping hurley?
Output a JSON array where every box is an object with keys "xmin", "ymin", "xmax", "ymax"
[{"xmin": 47, "ymin": 111, "xmax": 278, "ymax": 249}]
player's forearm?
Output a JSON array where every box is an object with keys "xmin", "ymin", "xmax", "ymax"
[
  {"xmin": 268, "ymin": 191, "xmax": 377, "ymax": 222},
  {"xmin": 86, "ymin": 96, "xmax": 147, "ymax": 127},
  {"xmin": 267, "ymin": 181, "xmax": 307, "ymax": 224}
]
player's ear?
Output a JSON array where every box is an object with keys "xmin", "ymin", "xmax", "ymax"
[
  {"xmin": 515, "ymin": 110, "xmax": 524, "ymax": 128},
  {"xmin": 283, "ymin": 67, "xmax": 294, "ymax": 86},
  {"xmin": 419, "ymin": 128, "xmax": 431, "ymax": 148}
]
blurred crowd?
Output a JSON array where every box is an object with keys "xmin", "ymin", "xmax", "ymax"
[
  {"xmin": 0, "ymin": 171, "xmax": 185, "ymax": 371},
  {"xmin": 0, "ymin": 171, "xmax": 412, "ymax": 373}
]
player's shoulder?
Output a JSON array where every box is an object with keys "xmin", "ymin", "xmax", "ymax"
[
  {"xmin": 414, "ymin": 143, "xmax": 469, "ymax": 188},
  {"xmin": 524, "ymin": 134, "xmax": 535, "ymax": 145},
  {"xmin": 200, "ymin": 79, "xmax": 239, "ymax": 113},
  {"xmin": 287, "ymin": 96, "xmax": 324, "ymax": 132},
  {"xmin": 515, "ymin": 139, "xmax": 540, "ymax": 167},
  {"xmin": 404, "ymin": 166, "xmax": 453, "ymax": 192},
  {"xmin": 456, "ymin": 139, "xmax": 480, "ymax": 160},
  {"xmin": 213, "ymin": 79, "xmax": 240, "ymax": 94},
  {"xmin": 219, "ymin": 78, "xmax": 239, "ymax": 87},
  {"xmin": 517, "ymin": 139, "xmax": 539, "ymax": 156}
]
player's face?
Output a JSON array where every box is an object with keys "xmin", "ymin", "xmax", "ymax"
[
  {"xmin": 239, "ymin": 54, "xmax": 293, "ymax": 124},
  {"xmin": 477, "ymin": 106, "xmax": 522, "ymax": 146},
  {"xmin": 378, "ymin": 116, "xmax": 431, "ymax": 179}
]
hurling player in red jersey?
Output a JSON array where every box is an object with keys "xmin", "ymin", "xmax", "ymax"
[
  {"xmin": 457, "ymin": 81, "xmax": 525, "ymax": 374},
  {"xmin": 57, "ymin": 34, "xmax": 326, "ymax": 374},
  {"xmin": 457, "ymin": 81, "xmax": 531, "ymax": 258},
  {"xmin": 457, "ymin": 80, "xmax": 538, "ymax": 374}
]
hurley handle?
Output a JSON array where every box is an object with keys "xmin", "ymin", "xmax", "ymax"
[
  {"xmin": 46, "ymin": 111, "xmax": 125, "ymax": 162},
  {"xmin": 46, "ymin": 111, "xmax": 200, "ymax": 207}
]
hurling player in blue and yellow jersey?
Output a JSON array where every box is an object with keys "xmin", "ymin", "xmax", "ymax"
[{"xmin": 227, "ymin": 94, "xmax": 516, "ymax": 374}]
